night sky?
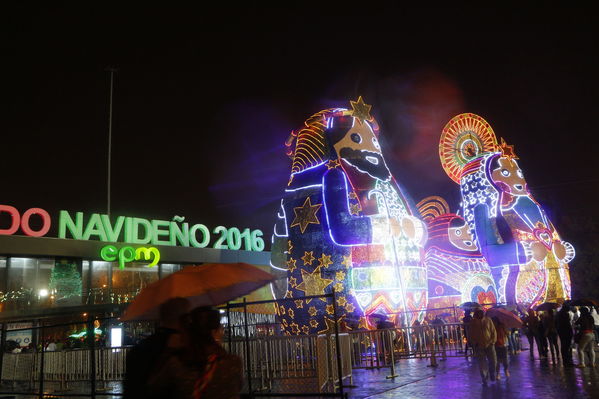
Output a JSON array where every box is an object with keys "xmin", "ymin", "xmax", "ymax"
[{"xmin": 4, "ymin": 6, "xmax": 599, "ymax": 296}]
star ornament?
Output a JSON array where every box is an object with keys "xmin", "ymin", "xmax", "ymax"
[
  {"xmin": 295, "ymin": 268, "xmax": 334, "ymax": 302},
  {"xmin": 290, "ymin": 197, "xmax": 323, "ymax": 234},
  {"xmin": 350, "ymin": 96, "xmax": 373, "ymax": 125},
  {"xmin": 499, "ymin": 137, "xmax": 518, "ymax": 159}
]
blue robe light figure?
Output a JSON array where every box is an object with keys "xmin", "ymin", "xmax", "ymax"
[
  {"xmin": 271, "ymin": 98, "xmax": 427, "ymax": 334},
  {"xmin": 439, "ymin": 113, "xmax": 574, "ymax": 306}
]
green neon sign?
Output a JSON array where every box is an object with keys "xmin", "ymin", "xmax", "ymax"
[
  {"xmin": 100, "ymin": 245, "xmax": 160, "ymax": 269},
  {"xmin": 59, "ymin": 211, "xmax": 264, "ymax": 252}
]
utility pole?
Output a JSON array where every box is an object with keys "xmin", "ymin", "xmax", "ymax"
[{"xmin": 105, "ymin": 67, "xmax": 118, "ymax": 217}]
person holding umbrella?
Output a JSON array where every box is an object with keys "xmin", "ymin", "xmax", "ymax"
[
  {"xmin": 468, "ymin": 309, "xmax": 497, "ymax": 385},
  {"xmin": 147, "ymin": 306, "xmax": 243, "ymax": 398},
  {"xmin": 124, "ymin": 297, "xmax": 192, "ymax": 399},
  {"xmin": 491, "ymin": 316, "xmax": 510, "ymax": 379},
  {"xmin": 556, "ymin": 304, "xmax": 575, "ymax": 367},
  {"xmin": 575, "ymin": 307, "xmax": 596, "ymax": 368}
]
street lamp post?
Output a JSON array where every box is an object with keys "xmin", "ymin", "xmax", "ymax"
[{"xmin": 105, "ymin": 67, "xmax": 118, "ymax": 217}]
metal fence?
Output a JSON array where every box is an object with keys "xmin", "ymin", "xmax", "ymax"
[{"xmin": 0, "ymin": 299, "xmax": 521, "ymax": 398}]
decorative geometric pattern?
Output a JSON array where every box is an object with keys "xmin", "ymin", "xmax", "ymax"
[{"xmin": 439, "ymin": 113, "xmax": 499, "ymax": 183}]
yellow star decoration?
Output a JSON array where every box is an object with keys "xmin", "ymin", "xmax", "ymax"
[
  {"xmin": 285, "ymin": 290, "xmax": 293, "ymax": 298},
  {"xmin": 358, "ymin": 317, "xmax": 369, "ymax": 329},
  {"xmin": 294, "ymin": 299, "xmax": 304, "ymax": 309},
  {"xmin": 309, "ymin": 319, "xmax": 319, "ymax": 328},
  {"xmin": 282, "ymin": 319, "xmax": 288, "ymax": 327},
  {"xmin": 499, "ymin": 137, "xmax": 518, "ymax": 159},
  {"xmin": 279, "ymin": 305, "xmax": 286, "ymax": 315},
  {"xmin": 337, "ymin": 296, "xmax": 347, "ymax": 307},
  {"xmin": 336, "ymin": 271, "xmax": 346, "ymax": 281},
  {"xmin": 317, "ymin": 254, "xmax": 333, "ymax": 269},
  {"xmin": 341, "ymin": 255, "xmax": 352, "ymax": 269},
  {"xmin": 288, "ymin": 308, "xmax": 295, "ymax": 319},
  {"xmin": 295, "ymin": 269, "xmax": 334, "ymax": 303},
  {"xmin": 301, "ymin": 251, "xmax": 315, "ymax": 266},
  {"xmin": 348, "ymin": 191, "xmax": 358, "ymax": 200},
  {"xmin": 318, "ymin": 317, "xmax": 344, "ymax": 335},
  {"xmin": 345, "ymin": 302, "xmax": 355, "ymax": 313},
  {"xmin": 289, "ymin": 277, "xmax": 298, "ymax": 288},
  {"xmin": 302, "ymin": 325, "xmax": 310, "ymax": 335},
  {"xmin": 290, "ymin": 197, "xmax": 322, "ymax": 234},
  {"xmin": 308, "ymin": 306, "xmax": 318, "ymax": 317},
  {"xmin": 334, "ymin": 282, "xmax": 344, "ymax": 292},
  {"xmin": 350, "ymin": 96, "xmax": 373, "ymax": 125},
  {"xmin": 290, "ymin": 322, "xmax": 300, "ymax": 335},
  {"xmin": 350, "ymin": 203, "xmax": 362, "ymax": 215},
  {"xmin": 287, "ymin": 240, "xmax": 294, "ymax": 253},
  {"xmin": 286, "ymin": 257, "xmax": 297, "ymax": 273},
  {"xmin": 326, "ymin": 159, "xmax": 341, "ymax": 169},
  {"xmin": 326, "ymin": 304, "xmax": 335, "ymax": 315}
]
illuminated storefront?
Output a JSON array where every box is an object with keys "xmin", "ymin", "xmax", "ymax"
[{"xmin": 0, "ymin": 205, "xmax": 269, "ymax": 321}]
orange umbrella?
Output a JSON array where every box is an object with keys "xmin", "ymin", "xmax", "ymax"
[
  {"xmin": 486, "ymin": 308, "xmax": 523, "ymax": 329},
  {"xmin": 120, "ymin": 263, "xmax": 276, "ymax": 321}
]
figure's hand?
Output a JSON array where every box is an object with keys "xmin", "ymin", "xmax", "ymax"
[
  {"xmin": 530, "ymin": 241, "xmax": 548, "ymax": 262},
  {"xmin": 401, "ymin": 216, "xmax": 427, "ymax": 246},
  {"xmin": 554, "ymin": 241, "xmax": 575, "ymax": 263},
  {"xmin": 553, "ymin": 241, "xmax": 566, "ymax": 260},
  {"xmin": 389, "ymin": 218, "xmax": 403, "ymax": 237}
]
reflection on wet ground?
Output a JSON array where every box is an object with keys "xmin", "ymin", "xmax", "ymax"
[{"xmin": 346, "ymin": 350, "xmax": 599, "ymax": 399}]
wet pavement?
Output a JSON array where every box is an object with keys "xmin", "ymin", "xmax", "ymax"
[{"xmin": 345, "ymin": 349, "xmax": 599, "ymax": 399}]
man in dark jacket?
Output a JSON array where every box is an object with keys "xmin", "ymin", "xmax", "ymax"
[
  {"xmin": 556, "ymin": 305, "xmax": 574, "ymax": 367},
  {"xmin": 123, "ymin": 297, "xmax": 191, "ymax": 399}
]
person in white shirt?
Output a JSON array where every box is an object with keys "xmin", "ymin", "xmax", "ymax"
[
  {"xmin": 46, "ymin": 341, "xmax": 57, "ymax": 351},
  {"xmin": 591, "ymin": 307, "xmax": 599, "ymax": 345}
]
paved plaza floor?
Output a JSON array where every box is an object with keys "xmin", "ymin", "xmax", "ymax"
[{"xmin": 345, "ymin": 349, "xmax": 599, "ymax": 399}]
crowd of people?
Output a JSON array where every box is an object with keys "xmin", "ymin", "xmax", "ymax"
[
  {"xmin": 465, "ymin": 304, "xmax": 599, "ymax": 385},
  {"xmin": 124, "ymin": 297, "xmax": 243, "ymax": 399}
]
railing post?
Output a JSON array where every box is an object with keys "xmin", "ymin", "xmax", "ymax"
[
  {"xmin": 331, "ymin": 291, "xmax": 344, "ymax": 397},
  {"xmin": 0, "ymin": 322, "xmax": 6, "ymax": 381},
  {"xmin": 38, "ymin": 322, "xmax": 44, "ymax": 399},
  {"xmin": 243, "ymin": 297, "xmax": 252, "ymax": 396},
  {"xmin": 87, "ymin": 314, "xmax": 96, "ymax": 399},
  {"xmin": 386, "ymin": 329, "xmax": 398, "ymax": 379}
]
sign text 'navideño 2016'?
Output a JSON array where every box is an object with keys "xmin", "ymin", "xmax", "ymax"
[{"xmin": 0, "ymin": 205, "xmax": 264, "ymax": 252}]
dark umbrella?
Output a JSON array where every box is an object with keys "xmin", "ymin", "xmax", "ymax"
[
  {"xmin": 459, "ymin": 302, "xmax": 482, "ymax": 309},
  {"xmin": 569, "ymin": 298, "xmax": 599, "ymax": 307},
  {"xmin": 534, "ymin": 302, "xmax": 560, "ymax": 312},
  {"xmin": 369, "ymin": 313, "xmax": 389, "ymax": 320}
]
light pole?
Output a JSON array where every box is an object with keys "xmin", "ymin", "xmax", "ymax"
[{"xmin": 105, "ymin": 67, "xmax": 118, "ymax": 217}]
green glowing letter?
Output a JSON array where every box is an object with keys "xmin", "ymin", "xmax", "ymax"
[
  {"xmin": 58, "ymin": 211, "xmax": 83, "ymax": 240},
  {"xmin": 190, "ymin": 224, "xmax": 210, "ymax": 248},
  {"xmin": 131, "ymin": 218, "xmax": 152, "ymax": 244},
  {"xmin": 170, "ymin": 221, "xmax": 190, "ymax": 247},
  {"xmin": 100, "ymin": 245, "xmax": 118, "ymax": 261},
  {"xmin": 136, "ymin": 247, "xmax": 160, "ymax": 267},
  {"xmin": 83, "ymin": 213, "xmax": 108, "ymax": 241},
  {"xmin": 101, "ymin": 215, "xmax": 124, "ymax": 242},
  {"xmin": 151, "ymin": 220, "xmax": 173, "ymax": 246},
  {"xmin": 118, "ymin": 246, "xmax": 136, "ymax": 269}
]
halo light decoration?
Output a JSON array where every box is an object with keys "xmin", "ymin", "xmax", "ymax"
[
  {"xmin": 439, "ymin": 113, "xmax": 499, "ymax": 183},
  {"xmin": 438, "ymin": 113, "xmax": 573, "ymax": 308},
  {"xmin": 271, "ymin": 98, "xmax": 428, "ymax": 335}
]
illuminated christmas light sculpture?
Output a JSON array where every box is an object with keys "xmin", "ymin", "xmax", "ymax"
[
  {"xmin": 417, "ymin": 196, "xmax": 497, "ymax": 309},
  {"xmin": 439, "ymin": 114, "xmax": 573, "ymax": 307},
  {"xmin": 271, "ymin": 98, "xmax": 427, "ymax": 334}
]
